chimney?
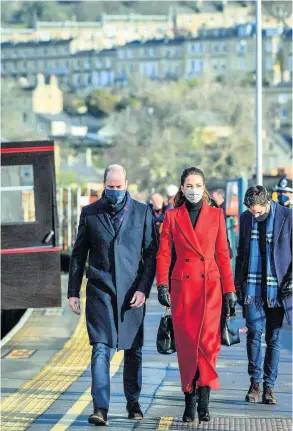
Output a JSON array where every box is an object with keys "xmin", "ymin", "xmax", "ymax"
[{"xmin": 86, "ymin": 148, "xmax": 92, "ymax": 167}]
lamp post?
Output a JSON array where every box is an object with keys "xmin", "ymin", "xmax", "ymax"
[{"xmin": 256, "ymin": 0, "xmax": 263, "ymax": 185}]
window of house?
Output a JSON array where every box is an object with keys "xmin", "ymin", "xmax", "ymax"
[
  {"xmin": 265, "ymin": 57, "xmax": 273, "ymax": 70},
  {"xmin": 289, "ymin": 55, "xmax": 292, "ymax": 72},
  {"xmin": 1, "ymin": 165, "xmax": 36, "ymax": 224},
  {"xmin": 105, "ymin": 58, "xmax": 111, "ymax": 68},
  {"xmin": 118, "ymin": 50, "xmax": 124, "ymax": 59},
  {"xmin": 280, "ymin": 107, "xmax": 288, "ymax": 120},
  {"xmin": 237, "ymin": 40, "xmax": 247, "ymax": 53},
  {"xmin": 212, "ymin": 43, "xmax": 218, "ymax": 52},
  {"xmin": 96, "ymin": 58, "xmax": 102, "ymax": 68},
  {"xmin": 239, "ymin": 56, "xmax": 245, "ymax": 69},
  {"xmin": 220, "ymin": 42, "xmax": 227, "ymax": 52},
  {"xmin": 127, "ymin": 49, "xmax": 132, "ymax": 58},
  {"xmin": 265, "ymin": 41, "xmax": 272, "ymax": 53},
  {"xmin": 212, "ymin": 59, "xmax": 218, "ymax": 70}
]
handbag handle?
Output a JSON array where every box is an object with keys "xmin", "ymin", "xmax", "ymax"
[{"xmin": 164, "ymin": 307, "xmax": 171, "ymax": 317}]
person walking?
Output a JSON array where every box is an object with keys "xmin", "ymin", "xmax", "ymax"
[
  {"xmin": 211, "ymin": 188, "xmax": 227, "ymax": 218},
  {"xmin": 156, "ymin": 167, "xmax": 237, "ymax": 423},
  {"xmin": 149, "ymin": 193, "xmax": 172, "ymax": 235},
  {"xmin": 68, "ymin": 164, "xmax": 158, "ymax": 426},
  {"xmin": 235, "ymin": 185, "xmax": 292, "ymax": 405},
  {"xmin": 275, "ymin": 177, "xmax": 293, "ymax": 209}
]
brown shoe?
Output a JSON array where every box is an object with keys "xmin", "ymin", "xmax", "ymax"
[
  {"xmin": 88, "ymin": 408, "xmax": 109, "ymax": 426},
  {"xmin": 262, "ymin": 386, "xmax": 277, "ymax": 405},
  {"xmin": 245, "ymin": 382, "xmax": 260, "ymax": 403}
]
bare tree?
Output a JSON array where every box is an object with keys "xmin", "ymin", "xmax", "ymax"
[
  {"xmin": 263, "ymin": 1, "xmax": 292, "ymax": 28},
  {"xmin": 102, "ymin": 78, "xmax": 255, "ymax": 191}
]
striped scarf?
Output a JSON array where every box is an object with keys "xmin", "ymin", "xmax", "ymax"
[{"xmin": 245, "ymin": 201, "xmax": 281, "ymax": 308}]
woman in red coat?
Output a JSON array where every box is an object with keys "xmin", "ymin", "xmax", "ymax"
[{"xmin": 156, "ymin": 167, "xmax": 237, "ymax": 423}]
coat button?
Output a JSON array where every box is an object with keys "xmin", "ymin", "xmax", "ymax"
[
  {"xmin": 185, "ymin": 275, "xmax": 190, "ymax": 279},
  {"xmin": 185, "ymin": 258, "xmax": 190, "ymax": 262},
  {"xmin": 201, "ymin": 274, "xmax": 205, "ymax": 278},
  {"xmin": 200, "ymin": 257, "xmax": 204, "ymax": 261}
]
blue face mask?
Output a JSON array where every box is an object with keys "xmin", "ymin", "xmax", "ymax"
[
  {"xmin": 105, "ymin": 189, "xmax": 126, "ymax": 205},
  {"xmin": 278, "ymin": 194, "xmax": 290, "ymax": 206}
]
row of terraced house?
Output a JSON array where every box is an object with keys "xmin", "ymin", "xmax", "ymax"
[{"xmin": 1, "ymin": 23, "xmax": 292, "ymax": 90}]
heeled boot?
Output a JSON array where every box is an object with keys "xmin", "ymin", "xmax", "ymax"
[
  {"xmin": 182, "ymin": 391, "xmax": 196, "ymax": 422},
  {"xmin": 197, "ymin": 386, "xmax": 211, "ymax": 423}
]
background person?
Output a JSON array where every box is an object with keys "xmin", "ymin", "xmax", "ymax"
[
  {"xmin": 211, "ymin": 188, "xmax": 226, "ymax": 218},
  {"xmin": 68, "ymin": 164, "xmax": 158, "ymax": 426},
  {"xmin": 275, "ymin": 177, "xmax": 293, "ymax": 208},
  {"xmin": 156, "ymin": 167, "xmax": 236, "ymax": 424},
  {"xmin": 149, "ymin": 193, "xmax": 173, "ymax": 235},
  {"xmin": 166, "ymin": 184, "xmax": 179, "ymax": 207},
  {"xmin": 235, "ymin": 185, "xmax": 292, "ymax": 405}
]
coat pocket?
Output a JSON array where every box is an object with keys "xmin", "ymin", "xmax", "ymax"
[
  {"xmin": 171, "ymin": 271, "xmax": 183, "ymax": 280},
  {"xmin": 207, "ymin": 269, "xmax": 221, "ymax": 280}
]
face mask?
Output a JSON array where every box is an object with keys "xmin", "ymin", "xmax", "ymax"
[
  {"xmin": 184, "ymin": 188, "xmax": 204, "ymax": 204},
  {"xmin": 105, "ymin": 189, "xmax": 126, "ymax": 205},
  {"xmin": 254, "ymin": 205, "xmax": 269, "ymax": 222},
  {"xmin": 278, "ymin": 194, "xmax": 290, "ymax": 206}
]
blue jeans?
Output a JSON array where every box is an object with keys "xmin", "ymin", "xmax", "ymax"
[
  {"xmin": 245, "ymin": 302, "xmax": 284, "ymax": 388},
  {"xmin": 91, "ymin": 342, "xmax": 142, "ymax": 410}
]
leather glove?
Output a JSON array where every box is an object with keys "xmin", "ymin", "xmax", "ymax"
[
  {"xmin": 157, "ymin": 284, "xmax": 171, "ymax": 307},
  {"xmin": 279, "ymin": 279, "xmax": 292, "ymax": 300},
  {"xmin": 223, "ymin": 291, "xmax": 237, "ymax": 308}
]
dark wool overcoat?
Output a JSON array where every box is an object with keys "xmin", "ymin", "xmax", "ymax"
[{"xmin": 68, "ymin": 196, "xmax": 158, "ymax": 350}]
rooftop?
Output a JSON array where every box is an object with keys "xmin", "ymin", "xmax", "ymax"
[{"xmin": 1, "ymin": 38, "xmax": 73, "ymax": 49}]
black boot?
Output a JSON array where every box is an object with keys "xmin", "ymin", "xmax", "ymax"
[
  {"xmin": 182, "ymin": 392, "xmax": 196, "ymax": 422},
  {"xmin": 197, "ymin": 386, "xmax": 211, "ymax": 423}
]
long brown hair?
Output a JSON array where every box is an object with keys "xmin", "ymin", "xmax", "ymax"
[{"xmin": 174, "ymin": 167, "xmax": 211, "ymax": 208}]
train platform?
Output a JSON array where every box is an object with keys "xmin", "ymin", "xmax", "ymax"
[{"xmin": 1, "ymin": 274, "xmax": 292, "ymax": 431}]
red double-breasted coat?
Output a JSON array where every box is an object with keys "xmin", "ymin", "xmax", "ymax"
[{"xmin": 156, "ymin": 201, "xmax": 235, "ymax": 392}]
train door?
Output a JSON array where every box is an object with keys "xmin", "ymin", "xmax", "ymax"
[{"xmin": 1, "ymin": 140, "xmax": 61, "ymax": 309}]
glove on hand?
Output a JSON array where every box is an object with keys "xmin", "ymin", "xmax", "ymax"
[
  {"xmin": 223, "ymin": 291, "xmax": 237, "ymax": 308},
  {"xmin": 279, "ymin": 279, "xmax": 292, "ymax": 300},
  {"xmin": 157, "ymin": 284, "xmax": 171, "ymax": 307}
]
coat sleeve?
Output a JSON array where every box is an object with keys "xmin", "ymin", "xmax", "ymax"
[
  {"xmin": 215, "ymin": 209, "xmax": 235, "ymax": 294},
  {"xmin": 68, "ymin": 208, "xmax": 90, "ymax": 298},
  {"xmin": 156, "ymin": 210, "xmax": 173, "ymax": 288},
  {"xmin": 234, "ymin": 212, "xmax": 245, "ymax": 291},
  {"xmin": 136, "ymin": 206, "xmax": 158, "ymax": 298}
]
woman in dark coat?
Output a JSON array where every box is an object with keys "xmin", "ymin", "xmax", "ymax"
[{"xmin": 156, "ymin": 167, "xmax": 237, "ymax": 423}]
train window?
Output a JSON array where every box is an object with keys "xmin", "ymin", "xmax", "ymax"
[{"xmin": 1, "ymin": 165, "xmax": 36, "ymax": 224}]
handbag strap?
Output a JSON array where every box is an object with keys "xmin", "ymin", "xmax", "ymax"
[{"xmin": 164, "ymin": 307, "xmax": 171, "ymax": 317}]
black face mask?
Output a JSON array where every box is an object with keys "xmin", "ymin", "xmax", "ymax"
[{"xmin": 254, "ymin": 205, "xmax": 269, "ymax": 222}]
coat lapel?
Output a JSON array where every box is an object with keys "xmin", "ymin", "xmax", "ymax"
[
  {"xmin": 175, "ymin": 203, "xmax": 204, "ymax": 257},
  {"xmin": 273, "ymin": 202, "xmax": 285, "ymax": 244},
  {"xmin": 96, "ymin": 199, "xmax": 115, "ymax": 237},
  {"xmin": 115, "ymin": 198, "xmax": 135, "ymax": 241}
]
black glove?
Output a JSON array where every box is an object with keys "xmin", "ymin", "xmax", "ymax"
[
  {"xmin": 279, "ymin": 279, "xmax": 292, "ymax": 300},
  {"xmin": 158, "ymin": 284, "xmax": 171, "ymax": 307},
  {"xmin": 223, "ymin": 292, "xmax": 237, "ymax": 308}
]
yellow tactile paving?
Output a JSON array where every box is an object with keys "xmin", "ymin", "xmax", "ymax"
[
  {"xmin": 157, "ymin": 416, "xmax": 174, "ymax": 430},
  {"xmin": 0, "ymin": 282, "xmax": 92, "ymax": 431}
]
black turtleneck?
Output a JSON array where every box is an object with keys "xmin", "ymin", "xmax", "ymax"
[{"xmin": 186, "ymin": 199, "xmax": 203, "ymax": 227}]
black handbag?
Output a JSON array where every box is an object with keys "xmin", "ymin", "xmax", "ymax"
[
  {"xmin": 156, "ymin": 308, "xmax": 176, "ymax": 355},
  {"xmin": 221, "ymin": 307, "xmax": 240, "ymax": 347}
]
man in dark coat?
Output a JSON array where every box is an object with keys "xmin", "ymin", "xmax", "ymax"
[
  {"xmin": 68, "ymin": 164, "xmax": 158, "ymax": 426},
  {"xmin": 235, "ymin": 186, "xmax": 292, "ymax": 406}
]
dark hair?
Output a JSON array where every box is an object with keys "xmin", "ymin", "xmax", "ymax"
[
  {"xmin": 244, "ymin": 185, "xmax": 269, "ymax": 208},
  {"xmin": 174, "ymin": 167, "xmax": 210, "ymax": 208}
]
